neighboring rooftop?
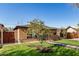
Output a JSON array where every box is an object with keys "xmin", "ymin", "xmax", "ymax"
[
  {"xmin": 14, "ymin": 25, "xmax": 28, "ymax": 30},
  {"xmin": 13, "ymin": 25, "xmax": 58, "ymax": 30},
  {"xmin": 66, "ymin": 26, "xmax": 78, "ymax": 31},
  {"xmin": 0, "ymin": 24, "xmax": 4, "ymax": 27}
]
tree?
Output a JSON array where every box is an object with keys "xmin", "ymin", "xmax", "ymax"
[
  {"xmin": 72, "ymin": 3, "xmax": 79, "ymax": 31},
  {"xmin": 27, "ymin": 19, "xmax": 51, "ymax": 44},
  {"xmin": 77, "ymin": 24, "xmax": 79, "ymax": 27}
]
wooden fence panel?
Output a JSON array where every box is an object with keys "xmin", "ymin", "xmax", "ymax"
[
  {"xmin": 0, "ymin": 32, "xmax": 15, "ymax": 44},
  {"xmin": 3, "ymin": 32, "xmax": 15, "ymax": 43},
  {"xmin": 67, "ymin": 32, "xmax": 79, "ymax": 39}
]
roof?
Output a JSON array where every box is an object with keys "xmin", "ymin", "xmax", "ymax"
[
  {"xmin": 14, "ymin": 25, "xmax": 58, "ymax": 30},
  {"xmin": 44, "ymin": 26, "xmax": 57, "ymax": 29},
  {"xmin": 14, "ymin": 25, "xmax": 28, "ymax": 30},
  {"xmin": 0, "ymin": 24, "xmax": 4, "ymax": 27},
  {"xmin": 66, "ymin": 26, "xmax": 78, "ymax": 31}
]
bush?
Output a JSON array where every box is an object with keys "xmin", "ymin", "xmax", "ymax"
[{"xmin": 36, "ymin": 46, "xmax": 52, "ymax": 53}]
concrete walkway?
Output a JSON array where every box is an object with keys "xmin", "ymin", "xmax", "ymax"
[
  {"xmin": 65, "ymin": 45, "xmax": 79, "ymax": 49},
  {"xmin": 47, "ymin": 41, "xmax": 79, "ymax": 50},
  {"xmin": 69, "ymin": 38, "xmax": 79, "ymax": 41}
]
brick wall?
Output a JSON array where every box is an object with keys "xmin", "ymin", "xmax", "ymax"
[{"xmin": 14, "ymin": 28, "xmax": 27, "ymax": 42}]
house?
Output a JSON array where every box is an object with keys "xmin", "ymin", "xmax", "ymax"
[
  {"xmin": 14, "ymin": 25, "xmax": 59, "ymax": 43},
  {"xmin": 66, "ymin": 26, "xmax": 79, "ymax": 39},
  {"xmin": 14, "ymin": 25, "xmax": 28, "ymax": 43},
  {"xmin": 66, "ymin": 26, "xmax": 77, "ymax": 33}
]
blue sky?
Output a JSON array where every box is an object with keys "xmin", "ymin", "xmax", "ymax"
[{"xmin": 0, "ymin": 3, "xmax": 79, "ymax": 28}]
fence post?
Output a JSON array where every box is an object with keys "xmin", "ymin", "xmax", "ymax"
[
  {"xmin": 1, "ymin": 29, "xmax": 3, "ymax": 46},
  {"xmin": 17, "ymin": 29, "xmax": 20, "ymax": 44}
]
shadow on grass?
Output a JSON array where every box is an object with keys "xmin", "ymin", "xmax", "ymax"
[{"xmin": 0, "ymin": 47, "xmax": 54, "ymax": 56}]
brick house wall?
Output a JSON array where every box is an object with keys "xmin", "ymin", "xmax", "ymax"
[{"xmin": 14, "ymin": 27, "xmax": 28, "ymax": 42}]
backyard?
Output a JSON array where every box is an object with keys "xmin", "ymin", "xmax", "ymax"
[{"xmin": 0, "ymin": 40, "xmax": 79, "ymax": 56}]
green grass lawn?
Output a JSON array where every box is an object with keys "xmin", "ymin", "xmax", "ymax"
[
  {"xmin": 55, "ymin": 39, "xmax": 79, "ymax": 46},
  {"xmin": 0, "ymin": 41, "xmax": 79, "ymax": 56}
]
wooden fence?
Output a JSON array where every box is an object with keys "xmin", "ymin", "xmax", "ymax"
[
  {"xmin": 67, "ymin": 32, "xmax": 79, "ymax": 39},
  {"xmin": 0, "ymin": 32, "xmax": 15, "ymax": 44}
]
